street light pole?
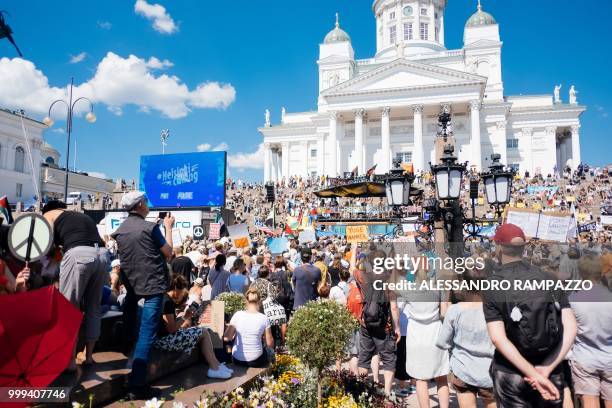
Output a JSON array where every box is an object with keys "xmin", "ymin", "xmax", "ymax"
[
  {"xmin": 161, "ymin": 129, "xmax": 170, "ymax": 155},
  {"xmin": 43, "ymin": 77, "xmax": 96, "ymax": 201}
]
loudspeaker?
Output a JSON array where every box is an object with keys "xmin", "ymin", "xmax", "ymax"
[
  {"xmin": 469, "ymin": 179, "xmax": 479, "ymax": 200},
  {"xmin": 265, "ymin": 184, "xmax": 275, "ymax": 202}
]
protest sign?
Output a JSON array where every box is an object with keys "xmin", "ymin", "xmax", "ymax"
[
  {"xmin": 506, "ymin": 208, "xmax": 571, "ymax": 242},
  {"xmin": 578, "ymin": 222, "xmax": 596, "ymax": 233},
  {"xmin": 267, "ymin": 236, "xmax": 289, "ymax": 254},
  {"xmin": 346, "ymin": 225, "xmax": 369, "ymax": 243},
  {"xmin": 198, "ymin": 301, "xmax": 224, "ymax": 348},
  {"xmin": 228, "ymin": 223, "xmax": 251, "ymax": 248},
  {"xmin": 601, "ymin": 215, "xmax": 612, "ymax": 225},
  {"xmin": 208, "ymin": 223, "xmax": 221, "ymax": 239}
]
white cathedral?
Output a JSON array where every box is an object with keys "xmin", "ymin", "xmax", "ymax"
[{"xmin": 259, "ymin": 0, "xmax": 586, "ymax": 182}]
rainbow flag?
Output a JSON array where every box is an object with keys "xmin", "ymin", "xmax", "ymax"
[{"xmin": 0, "ymin": 196, "xmax": 13, "ymax": 225}]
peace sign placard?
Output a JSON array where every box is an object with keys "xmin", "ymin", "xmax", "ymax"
[{"xmin": 8, "ymin": 214, "xmax": 53, "ymax": 263}]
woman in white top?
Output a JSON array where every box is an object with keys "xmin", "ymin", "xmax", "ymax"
[
  {"xmin": 224, "ymin": 287, "xmax": 274, "ymax": 368},
  {"xmin": 405, "ymin": 266, "xmax": 450, "ymax": 408}
]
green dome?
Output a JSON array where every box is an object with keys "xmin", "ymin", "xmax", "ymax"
[
  {"xmin": 465, "ymin": 4, "xmax": 497, "ymax": 27},
  {"xmin": 324, "ymin": 13, "xmax": 351, "ymax": 44}
]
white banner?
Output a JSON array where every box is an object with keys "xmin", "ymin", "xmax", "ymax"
[{"xmin": 102, "ymin": 210, "xmax": 203, "ymax": 241}]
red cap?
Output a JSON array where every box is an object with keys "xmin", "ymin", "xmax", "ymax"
[{"xmin": 493, "ymin": 223, "xmax": 527, "ymax": 245}]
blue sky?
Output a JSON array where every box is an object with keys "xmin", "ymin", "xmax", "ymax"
[{"xmin": 1, "ymin": 0, "xmax": 610, "ymax": 182}]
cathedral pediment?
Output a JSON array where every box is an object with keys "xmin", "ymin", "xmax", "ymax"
[
  {"xmin": 464, "ymin": 38, "xmax": 502, "ymax": 49},
  {"xmin": 321, "ymin": 59, "xmax": 486, "ymax": 97}
]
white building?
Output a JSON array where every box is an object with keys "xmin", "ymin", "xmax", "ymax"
[
  {"xmin": 0, "ymin": 109, "xmax": 44, "ymax": 203},
  {"xmin": 0, "ymin": 108, "xmax": 114, "ymax": 205},
  {"xmin": 259, "ymin": 0, "xmax": 586, "ymax": 181}
]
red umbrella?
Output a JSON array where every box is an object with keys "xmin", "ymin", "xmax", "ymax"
[{"xmin": 0, "ymin": 286, "xmax": 82, "ymax": 387}]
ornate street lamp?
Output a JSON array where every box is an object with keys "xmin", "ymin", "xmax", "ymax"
[
  {"xmin": 384, "ymin": 159, "xmax": 414, "ymax": 207},
  {"xmin": 43, "ymin": 77, "xmax": 96, "ymax": 201},
  {"xmin": 161, "ymin": 129, "xmax": 170, "ymax": 155},
  {"xmin": 481, "ymin": 154, "xmax": 513, "ymax": 206},
  {"xmin": 430, "ymin": 144, "xmax": 467, "ymax": 201}
]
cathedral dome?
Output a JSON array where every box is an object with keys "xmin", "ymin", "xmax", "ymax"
[
  {"xmin": 324, "ymin": 13, "xmax": 351, "ymax": 44},
  {"xmin": 465, "ymin": 1, "xmax": 496, "ymax": 27}
]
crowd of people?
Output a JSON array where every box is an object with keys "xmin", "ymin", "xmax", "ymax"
[{"xmin": 0, "ymin": 165, "xmax": 611, "ymax": 407}]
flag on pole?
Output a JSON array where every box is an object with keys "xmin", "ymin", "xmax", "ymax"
[
  {"xmin": 0, "ymin": 196, "xmax": 13, "ymax": 225},
  {"xmin": 366, "ymin": 164, "xmax": 378, "ymax": 177},
  {"xmin": 255, "ymin": 219, "xmax": 275, "ymax": 236}
]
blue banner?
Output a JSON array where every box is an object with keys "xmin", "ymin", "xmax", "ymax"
[
  {"xmin": 140, "ymin": 152, "xmax": 226, "ymax": 208},
  {"xmin": 527, "ymin": 186, "xmax": 558, "ymax": 195}
]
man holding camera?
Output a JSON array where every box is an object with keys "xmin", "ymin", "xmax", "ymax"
[{"xmin": 111, "ymin": 191, "xmax": 175, "ymax": 400}]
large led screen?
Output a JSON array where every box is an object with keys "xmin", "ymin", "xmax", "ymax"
[{"xmin": 140, "ymin": 152, "xmax": 226, "ymax": 208}]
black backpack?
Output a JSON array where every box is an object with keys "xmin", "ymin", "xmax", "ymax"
[
  {"xmin": 361, "ymin": 284, "xmax": 390, "ymax": 333},
  {"xmin": 503, "ymin": 265, "xmax": 563, "ymax": 359}
]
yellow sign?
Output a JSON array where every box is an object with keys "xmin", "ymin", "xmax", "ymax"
[
  {"xmin": 346, "ymin": 225, "xmax": 369, "ymax": 243},
  {"xmin": 566, "ymin": 196, "xmax": 576, "ymax": 202}
]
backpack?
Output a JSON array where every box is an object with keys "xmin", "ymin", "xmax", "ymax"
[
  {"xmin": 503, "ymin": 264, "xmax": 563, "ymax": 359},
  {"xmin": 361, "ymin": 284, "xmax": 390, "ymax": 333},
  {"xmin": 346, "ymin": 281, "xmax": 364, "ymax": 321}
]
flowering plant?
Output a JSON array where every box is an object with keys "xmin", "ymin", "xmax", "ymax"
[{"xmin": 215, "ymin": 292, "xmax": 246, "ymax": 320}]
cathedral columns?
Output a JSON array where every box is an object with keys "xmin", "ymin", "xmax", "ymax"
[
  {"xmin": 317, "ymin": 135, "xmax": 326, "ymax": 177},
  {"xmin": 413, "ymin": 105, "xmax": 424, "ymax": 173},
  {"xmin": 470, "ymin": 100, "xmax": 482, "ymax": 171},
  {"xmin": 354, "ymin": 109, "xmax": 365, "ymax": 173},
  {"xmin": 281, "ymin": 142, "xmax": 289, "ymax": 180},
  {"xmin": 381, "ymin": 107, "xmax": 391, "ymax": 173},
  {"xmin": 329, "ymin": 112, "xmax": 338, "ymax": 176},
  {"xmin": 263, "ymin": 143, "xmax": 271, "ymax": 182},
  {"xmin": 571, "ymin": 124, "xmax": 581, "ymax": 169}
]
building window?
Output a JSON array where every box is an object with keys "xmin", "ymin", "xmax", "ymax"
[
  {"xmin": 420, "ymin": 23, "xmax": 429, "ymax": 40},
  {"xmin": 402, "ymin": 6, "xmax": 413, "ymax": 16},
  {"xmin": 507, "ymin": 139, "xmax": 519, "ymax": 149},
  {"xmin": 403, "ymin": 23, "xmax": 413, "ymax": 40},
  {"xmin": 420, "ymin": 8, "xmax": 428, "ymax": 16},
  {"xmin": 395, "ymin": 152, "xmax": 413, "ymax": 163},
  {"xmin": 435, "ymin": 26, "xmax": 439, "ymax": 41},
  {"xmin": 310, "ymin": 149, "xmax": 317, "ymax": 158},
  {"xmin": 16, "ymin": 183, "xmax": 22, "ymax": 198},
  {"xmin": 14, "ymin": 146, "xmax": 25, "ymax": 173},
  {"xmin": 389, "ymin": 25, "xmax": 397, "ymax": 44},
  {"xmin": 389, "ymin": 11, "xmax": 396, "ymax": 20}
]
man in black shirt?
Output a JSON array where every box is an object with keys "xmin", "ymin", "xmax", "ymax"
[
  {"xmin": 111, "ymin": 191, "xmax": 174, "ymax": 400},
  {"xmin": 483, "ymin": 224, "xmax": 577, "ymax": 407},
  {"xmin": 42, "ymin": 200, "xmax": 109, "ymax": 370}
]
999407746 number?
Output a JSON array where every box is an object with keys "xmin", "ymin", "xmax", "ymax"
[{"xmin": 0, "ymin": 387, "xmax": 70, "ymax": 403}]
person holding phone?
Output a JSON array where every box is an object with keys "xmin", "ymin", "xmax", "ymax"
[{"xmin": 111, "ymin": 191, "xmax": 175, "ymax": 400}]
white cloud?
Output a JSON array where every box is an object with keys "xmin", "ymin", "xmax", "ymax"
[
  {"xmin": 97, "ymin": 21, "xmax": 112, "ymax": 30},
  {"xmin": 51, "ymin": 128, "xmax": 65, "ymax": 134},
  {"xmin": 0, "ymin": 53, "xmax": 236, "ymax": 119},
  {"xmin": 134, "ymin": 0, "xmax": 178, "ymax": 35},
  {"xmin": 69, "ymin": 52, "xmax": 87, "ymax": 64},
  {"xmin": 227, "ymin": 143, "xmax": 264, "ymax": 170},
  {"xmin": 197, "ymin": 142, "xmax": 228, "ymax": 152},
  {"xmin": 146, "ymin": 57, "xmax": 173, "ymax": 69}
]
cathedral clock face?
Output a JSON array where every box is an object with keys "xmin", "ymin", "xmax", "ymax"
[{"xmin": 403, "ymin": 6, "xmax": 413, "ymax": 16}]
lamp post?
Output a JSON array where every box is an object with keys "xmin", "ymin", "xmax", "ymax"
[
  {"xmin": 161, "ymin": 129, "xmax": 170, "ymax": 155},
  {"xmin": 430, "ymin": 144, "xmax": 467, "ymax": 201},
  {"xmin": 481, "ymin": 153, "xmax": 514, "ymax": 221},
  {"xmin": 383, "ymin": 159, "xmax": 415, "ymax": 236},
  {"xmin": 43, "ymin": 77, "xmax": 96, "ymax": 201}
]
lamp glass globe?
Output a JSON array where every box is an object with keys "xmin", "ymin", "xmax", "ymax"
[
  {"xmin": 42, "ymin": 116, "xmax": 54, "ymax": 127},
  {"xmin": 86, "ymin": 111, "xmax": 97, "ymax": 123}
]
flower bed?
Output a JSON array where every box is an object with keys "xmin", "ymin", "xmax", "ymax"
[{"xmin": 192, "ymin": 355, "xmax": 402, "ymax": 407}]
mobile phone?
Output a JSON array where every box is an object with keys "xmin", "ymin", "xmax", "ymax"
[{"xmin": 158, "ymin": 211, "xmax": 168, "ymax": 219}]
